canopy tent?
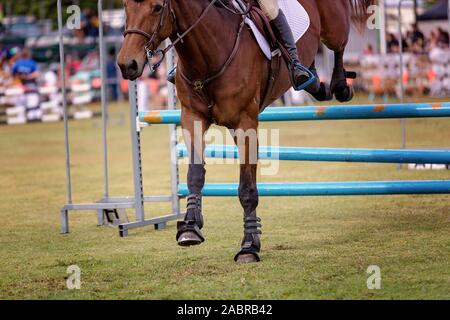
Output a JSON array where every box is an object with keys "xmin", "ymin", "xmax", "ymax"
[{"xmin": 417, "ymin": 0, "xmax": 448, "ymax": 21}]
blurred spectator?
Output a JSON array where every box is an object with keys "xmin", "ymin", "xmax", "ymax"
[
  {"xmin": 66, "ymin": 54, "xmax": 82, "ymax": 76},
  {"xmin": 12, "ymin": 48, "xmax": 39, "ymax": 86},
  {"xmin": 107, "ymin": 47, "xmax": 118, "ymax": 101},
  {"xmin": 81, "ymin": 9, "xmax": 99, "ymax": 38},
  {"xmin": 3, "ymin": 47, "xmax": 20, "ymax": 78},
  {"xmin": 387, "ymin": 33, "xmax": 400, "ymax": 53},
  {"xmin": 11, "ymin": 48, "xmax": 41, "ymax": 120},
  {"xmin": 410, "ymin": 23, "xmax": 425, "ymax": 46},
  {"xmin": 405, "ymin": 24, "xmax": 425, "ymax": 54},
  {"xmin": 437, "ymin": 27, "xmax": 449, "ymax": 48},
  {"xmin": 363, "ymin": 44, "xmax": 374, "ymax": 55},
  {"xmin": 427, "ymin": 30, "xmax": 439, "ymax": 51},
  {"xmin": 401, "ymin": 37, "xmax": 409, "ymax": 53}
]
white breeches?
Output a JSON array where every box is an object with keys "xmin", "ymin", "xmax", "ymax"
[{"xmin": 257, "ymin": 0, "xmax": 279, "ymax": 20}]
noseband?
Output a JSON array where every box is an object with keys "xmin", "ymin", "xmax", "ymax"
[{"xmin": 123, "ymin": 0, "xmax": 220, "ymax": 72}]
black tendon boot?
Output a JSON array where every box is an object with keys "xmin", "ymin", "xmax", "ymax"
[
  {"xmin": 234, "ymin": 214, "xmax": 262, "ymax": 263},
  {"xmin": 270, "ymin": 10, "xmax": 315, "ymax": 90},
  {"xmin": 176, "ymin": 194, "xmax": 205, "ymax": 246}
]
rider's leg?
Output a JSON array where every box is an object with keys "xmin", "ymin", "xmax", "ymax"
[{"xmin": 258, "ymin": 0, "xmax": 315, "ymax": 90}]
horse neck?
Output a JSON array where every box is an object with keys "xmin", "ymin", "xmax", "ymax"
[{"xmin": 170, "ymin": 0, "xmax": 238, "ymax": 78}]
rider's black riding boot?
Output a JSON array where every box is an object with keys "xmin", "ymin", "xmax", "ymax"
[{"xmin": 270, "ymin": 10, "xmax": 314, "ymax": 90}]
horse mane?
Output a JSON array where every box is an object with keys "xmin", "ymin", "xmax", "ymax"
[{"xmin": 350, "ymin": 0, "xmax": 377, "ymax": 32}]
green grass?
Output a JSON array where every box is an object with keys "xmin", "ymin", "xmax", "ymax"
[{"xmin": 0, "ymin": 95, "xmax": 449, "ymax": 299}]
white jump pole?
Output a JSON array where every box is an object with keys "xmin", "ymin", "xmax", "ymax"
[
  {"xmin": 98, "ymin": 0, "xmax": 110, "ymax": 201},
  {"xmin": 166, "ymin": 41, "xmax": 181, "ymax": 217},
  {"xmin": 398, "ymin": 0, "xmax": 412, "ymax": 168},
  {"xmin": 57, "ymin": 0, "xmax": 72, "ymax": 205}
]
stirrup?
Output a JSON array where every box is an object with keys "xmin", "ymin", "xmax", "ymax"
[
  {"xmin": 234, "ymin": 216, "xmax": 262, "ymax": 262},
  {"xmin": 292, "ymin": 63, "xmax": 316, "ymax": 91}
]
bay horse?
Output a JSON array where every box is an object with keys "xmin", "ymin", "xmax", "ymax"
[{"xmin": 118, "ymin": 0, "xmax": 374, "ymax": 263}]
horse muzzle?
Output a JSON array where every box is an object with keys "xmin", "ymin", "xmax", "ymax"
[{"xmin": 118, "ymin": 58, "xmax": 144, "ymax": 81}]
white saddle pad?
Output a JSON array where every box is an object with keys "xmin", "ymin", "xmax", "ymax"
[{"xmin": 244, "ymin": 0, "xmax": 310, "ymax": 60}]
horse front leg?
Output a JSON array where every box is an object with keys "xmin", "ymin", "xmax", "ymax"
[
  {"xmin": 176, "ymin": 109, "xmax": 211, "ymax": 246},
  {"xmin": 232, "ymin": 118, "xmax": 261, "ymax": 263}
]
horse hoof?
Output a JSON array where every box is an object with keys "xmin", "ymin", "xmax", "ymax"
[
  {"xmin": 335, "ymin": 85, "xmax": 354, "ymax": 102},
  {"xmin": 317, "ymin": 82, "xmax": 332, "ymax": 101},
  {"xmin": 235, "ymin": 253, "xmax": 259, "ymax": 264},
  {"xmin": 177, "ymin": 231, "xmax": 203, "ymax": 247}
]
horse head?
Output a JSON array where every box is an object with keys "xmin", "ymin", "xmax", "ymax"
[{"xmin": 117, "ymin": 0, "xmax": 174, "ymax": 80}]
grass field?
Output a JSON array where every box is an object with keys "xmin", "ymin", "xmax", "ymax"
[{"xmin": 0, "ymin": 96, "xmax": 449, "ymax": 299}]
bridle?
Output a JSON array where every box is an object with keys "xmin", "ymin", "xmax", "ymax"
[
  {"xmin": 122, "ymin": 0, "xmax": 249, "ymax": 109},
  {"xmin": 123, "ymin": 0, "xmax": 174, "ymax": 72},
  {"xmin": 123, "ymin": 0, "xmax": 222, "ymax": 72}
]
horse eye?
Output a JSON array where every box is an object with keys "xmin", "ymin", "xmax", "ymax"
[{"xmin": 153, "ymin": 4, "xmax": 163, "ymax": 13}]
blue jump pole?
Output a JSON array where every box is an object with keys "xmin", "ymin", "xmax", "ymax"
[
  {"xmin": 177, "ymin": 145, "xmax": 450, "ymax": 164},
  {"xmin": 140, "ymin": 103, "xmax": 450, "ymax": 125},
  {"xmin": 178, "ymin": 181, "xmax": 450, "ymax": 197}
]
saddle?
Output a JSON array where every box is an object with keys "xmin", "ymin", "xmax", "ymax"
[
  {"xmin": 216, "ymin": 0, "xmax": 292, "ymax": 61},
  {"xmin": 213, "ymin": 0, "xmax": 293, "ymax": 108}
]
